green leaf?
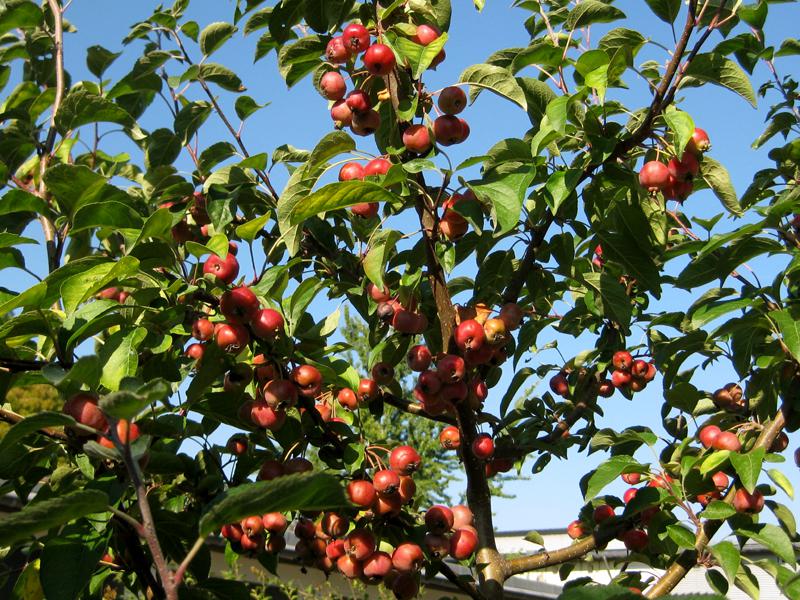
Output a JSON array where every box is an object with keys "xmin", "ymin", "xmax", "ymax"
[
  {"xmin": 234, "ymin": 95, "xmax": 268, "ymax": 121},
  {"xmin": 40, "ymin": 536, "xmax": 106, "ymax": 600},
  {"xmin": 523, "ymin": 530, "xmax": 545, "ymax": 546},
  {"xmin": 277, "ymin": 35, "xmax": 326, "ymax": 88},
  {"xmin": 468, "ymin": 166, "xmax": 535, "ymax": 234},
  {"xmin": 700, "ymin": 450, "xmax": 730, "ymax": 476},
  {"xmin": 584, "ymin": 455, "xmax": 637, "ymax": 501},
  {"xmin": 666, "ymin": 523, "xmax": 696, "ymax": 549},
  {"xmin": 711, "ymin": 541, "xmax": 741, "ymax": 584},
  {"xmin": 0, "ymin": 412, "xmax": 75, "ymax": 456},
  {"xmin": 174, "ymin": 101, "xmax": 212, "ymax": 145},
  {"xmin": 99, "ymin": 379, "xmax": 170, "ymax": 420},
  {"xmin": 700, "ymin": 156, "xmax": 742, "ymax": 216},
  {"xmin": 200, "ymin": 22, "xmax": 238, "ymax": 57},
  {"xmin": 583, "ymin": 272, "xmax": 632, "ymax": 333},
  {"xmin": 86, "ymin": 45, "xmax": 121, "ymax": 79},
  {"xmin": 0, "ymin": 490, "xmax": 109, "ymax": 546},
  {"xmin": 364, "ymin": 230, "xmax": 402, "ymax": 291},
  {"xmin": 183, "ymin": 63, "xmax": 245, "ymax": 92},
  {"xmin": 55, "ymin": 89, "xmax": 133, "ymax": 134},
  {"xmin": 0, "ymin": 189, "xmax": 48, "ymax": 216},
  {"xmin": 0, "ymin": 1, "xmax": 43, "ymax": 35},
  {"xmin": 99, "ymin": 328, "xmax": 148, "ymax": 391},
  {"xmin": 701, "ymin": 500, "xmax": 737, "ymax": 520},
  {"xmin": 286, "ymin": 181, "xmax": 402, "ymax": 225},
  {"xmin": 767, "ymin": 468, "xmax": 794, "ymax": 499},
  {"xmin": 736, "ymin": 523, "xmax": 796, "ymax": 565},
  {"xmin": 388, "ymin": 32, "xmax": 448, "ymax": 80},
  {"xmin": 61, "ymin": 256, "xmax": 140, "ymax": 314},
  {"xmin": 772, "ymin": 309, "xmax": 800, "ymax": 363},
  {"xmin": 644, "ymin": 0, "xmax": 681, "ymax": 24},
  {"xmin": 286, "ymin": 277, "xmax": 325, "ymax": 335},
  {"xmin": 199, "ymin": 472, "xmax": 347, "ymax": 535},
  {"xmin": 544, "ymin": 168, "xmax": 582, "ymax": 214},
  {"xmin": 499, "ymin": 367, "xmax": 534, "ymax": 417},
  {"xmin": 664, "ymin": 107, "xmax": 695, "ymax": 159},
  {"xmin": 565, "ymin": 1, "xmax": 625, "ymax": 30},
  {"xmin": 303, "ymin": 0, "xmax": 354, "ymax": 33},
  {"xmin": 730, "ymin": 448, "xmax": 765, "ymax": 494},
  {"xmin": 575, "ymin": 50, "xmax": 610, "ymax": 102},
  {"xmin": 458, "ymin": 64, "xmax": 527, "ymax": 110},
  {"xmin": 681, "ymin": 53, "xmax": 757, "ymax": 107},
  {"xmin": 235, "ymin": 214, "xmax": 269, "ymax": 242},
  {"xmin": 776, "ymin": 38, "xmax": 800, "ymax": 57}
]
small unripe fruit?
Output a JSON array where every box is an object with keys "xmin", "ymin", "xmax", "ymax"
[
  {"xmin": 262, "ymin": 512, "xmax": 288, "ymax": 534},
  {"xmin": 712, "ymin": 431, "xmax": 741, "ymax": 452},
  {"xmin": 358, "ymin": 378, "xmax": 380, "ymax": 402},
  {"xmin": 623, "ymin": 488, "xmax": 638, "ymax": 504},
  {"xmin": 611, "ymin": 369, "xmax": 632, "ymax": 388},
  {"xmin": 418, "ymin": 370, "xmax": 442, "ymax": 395},
  {"xmin": 291, "ymin": 364, "xmax": 323, "ymax": 398},
  {"xmin": 593, "ymin": 504, "xmax": 615, "ymax": 523},
  {"xmin": 363, "ymin": 550, "xmax": 393, "ymax": 581},
  {"xmin": 250, "ymin": 402, "xmax": 286, "ymax": 430},
  {"xmin": 598, "ymin": 379, "xmax": 615, "ymax": 397},
  {"xmin": 711, "ymin": 471, "xmax": 730, "ymax": 491},
  {"xmin": 363, "ymin": 43, "xmax": 396, "ymax": 76},
  {"xmin": 450, "ymin": 528, "xmax": 478, "ymax": 560},
  {"xmin": 367, "ymin": 282, "xmax": 391, "ymax": 302},
  {"xmin": 438, "ymin": 86, "xmax": 467, "ymax": 115},
  {"xmin": 623, "ymin": 529, "xmax": 649, "ymax": 552},
  {"xmin": 483, "ymin": 318, "xmax": 507, "ymax": 346},
  {"xmin": 686, "ymin": 127, "xmax": 711, "ymax": 155},
  {"xmin": 437, "ymin": 354, "xmax": 466, "ymax": 383},
  {"xmin": 425, "ymin": 505, "xmax": 455, "ymax": 534},
  {"xmin": 342, "ymin": 23, "xmax": 370, "ymax": 54},
  {"xmin": 733, "ymin": 488, "xmax": 764, "ymax": 514},
  {"xmin": 326, "ymin": 36, "xmax": 351, "ymax": 64},
  {"xmin": 639, "ymin": 161, "xmax": 671, "ymax": 192},
  {"xmin": 412, "ymin": 24, "xmax": 440, "ymax": 45},
  {"xmin": 364, "ymin": 157, "xmax": 391, "ymax": 176},
  {"xmin": 262, "ymin": 379, "xmax": 298, "ymax": 409},
  {"xmin": 99, "ymin": 420, "xmax": 140, "ymax": 448},
  {"xmin": 320, "ymin": 71, "xmax": 346, "ymax": 100},
  {"xmin": 258, "ymin": 459, "xmax": 284, "ymax": 481},
  {"xmin": 392, "ymin": 543, "xmax": 424, "ymax": 573},
  {"xmin": 402, "ymin": 124, "xmax": 432, "ymax": 154},
  {"xmin": 336, "ymin": 554, "xmax": 363, "ymax": 579},
  {"xmin": 371, "ymin": 362, "xmax": 394, "ymax": 384},
  {"xmin": 699, "ymin": 425, "xmax": 721, "ymax": 448},
  {"xmin": 214, "ymin": 323, "xmax": 249, "ymax": 354},
  {"xmin": 350, "ymin": 109, "xmax": 381, "ymax": 136},
  {"xmin": 549, "ymin": 373, "xmax": 569, "ymax": 397},
  {"xmin": 321, "ymin": 512, "xmax": 349, "ymax": 538},
  {"xmin": 454, "ymin": 319, "xmax": 485, "ymax": 352},
  {"xmin": 471, "ymin": 433, "xmax": 495, "ymax": 460},
  {"xmin": 612, "ymin": 350, "xmax": 633, "ymax": 371},
  {"xmin": 771, "ymin": 432, "xmax": 790, "ymax": 453},
  {"xmin": 347, "ymin": 480, "xmax": 376, "ymax": 507},
  {"xmin": 439, "ymin": 425, "xmax": 461, "ymax": 450},
  {"xmin": 339, "ymin": 162, "xmax": 364, "ymax": 181},
  {"xmin": 433, "ymin": 115, "xmax": 465, "ymax": 146},
  {"xmin": 283, "ymin": 457, "xmax": 313, "ymax": 474},
  {"xmin": 567, "ymin": 519, "xmax": 588, "ymax": 539},
  {"xmin": 390, "ymin": 445, "xmax": 421, "ymax": 475},
  {"xmin": 498, "ymin": 302, "xmax": 523, "ymax": 330}
]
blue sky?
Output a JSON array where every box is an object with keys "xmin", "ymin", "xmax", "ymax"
[{"xmin": 6, "ymin": 0, "xmax": 800, "ymax": 533}]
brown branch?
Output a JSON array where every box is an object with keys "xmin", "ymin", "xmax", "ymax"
[
  {"xmin": 436, "ymin": 560, "xmax": 484, "ymax": 600},
  {"xmin": 381, "ymin": 391, "xmax": 457, "ymax": 425},
  {"xmin": 110, "ymin": 422, "xmax": 177, "ymax": 600},
  {"xmin": 504, "ymin": 1, "xmax": 700, "ymax": 306},
  {"xmin": 0, "ymin": 357, "xmax": 50, "ymax": 372},
  {"xmin": 455, "ymin": 401, "xmax": 507, "ymax": 597},
  {"xmin": 0, "ymin": 408, "xmax": 68, "ymax": 441},
  {"xmin": 645, "ymin": 406, "xmax": 786, "ymax": 597}
]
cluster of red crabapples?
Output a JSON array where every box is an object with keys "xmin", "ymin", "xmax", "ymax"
[
  {"xmin": 549, "ymin": 350, "xmax": 657, "ymax": 401},
  {"xmin": 62, "ymin": 392, "xmax": 142, "ymax": 450},
  {"xmin": 320, "ymin": 21, "xmax": 469, "ymax": 153},
  {"xmin": 403, "ymin": 302, "xmax": 525, "ymax": 419},
  {"xmin": 638, "ymin": 127, "xmax": 711, "ymax": 201}
]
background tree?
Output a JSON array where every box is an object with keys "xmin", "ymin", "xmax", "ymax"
[{"xmin": 0, "ymin": 1, "xmax": 798, "ymax": 600}]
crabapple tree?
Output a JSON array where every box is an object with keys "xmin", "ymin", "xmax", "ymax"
[{"xmin": 0, "ymin": 1, "xmax": 799, "ymax": 599}]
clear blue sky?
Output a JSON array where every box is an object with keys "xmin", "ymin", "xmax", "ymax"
[{"xmin": 7, "ymin": 0, "xmax": 800, "ymax": 533}]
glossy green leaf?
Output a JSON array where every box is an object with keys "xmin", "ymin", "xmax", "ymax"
[
  {"xmin": 730, "ymin": 448, "xmax": 765, "ymax": 494},
  {"xmin": 200, "ymin": 22, "xmax": 238, "ymax": 56},
  {"xmin": 700, "ymin": 156, "xmax": 743, "ymax": 216},
  {"xmin": 736, "ymin": 523, "xmax": 796, "ymax": 565},
  {"xmin": 681, "ymin": 53, "xmax": 757, "ymax": 107},
  {"xmin": 199, "ymin": 472, "xmax": 347, "ymax": 535},
  {"xmin": 55, "ymin": 89, "xmax": 134, "ymax": 134},
  {"xmin": 0, "ymin": 490, "xmax": 109, "ymax": 546},
  {"xmin": 99, "ymin": 327, "xmax": 148, "ymax": 391},
  {"xmin": 364, "ymin": 229, "xmax": 402, "ymax": 291},
  {"xmin": 583, "ymin": 455, "xmax": 637, "ymax": 501},
  {"xmin": 565, "ymin": 1, "xmax": 625, "ymax": 30},
  {"xmin": 643, "ymin": 0, "xmax": 681, "ymax": 24},
  {"xmin": 711, "ymin": 540, "xmax": 741, "ymax": 584},
  {"xmin": 458, "ymin": 63, "xmax": 527, "ymax": 110},
  {"xmin": 286, "ymin": 181, "xmax": 401, "ymax": 225}
]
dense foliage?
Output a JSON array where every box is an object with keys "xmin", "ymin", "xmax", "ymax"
[{"xmin": 0, "ymin": 0, "xmax": 799, "ymax": 599}]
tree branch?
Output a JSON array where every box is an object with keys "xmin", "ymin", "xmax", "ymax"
[
  {"xmin": 436, "ymin": 560, "xmax": 484, "ymax": 600},
  {"xmin": 381, "ymin": 391, "xmax": 457, "ymax": 425},
  {"xmin": 503, "ymin": 1, "xmax": 700, "ymax": 306},
  {"xmin": 645, "ymin": 405, "xmax": 786, "ymax": 597}
]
